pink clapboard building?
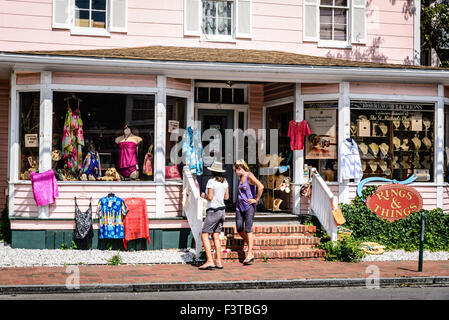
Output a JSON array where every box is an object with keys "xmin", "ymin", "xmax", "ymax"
[{"xmin": 0, "ymin": 0, "xmax": 448, "ymax": 252}]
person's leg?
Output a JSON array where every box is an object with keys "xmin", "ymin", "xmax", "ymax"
[
  {"xmin": 200, "ymin": 232, "xmax": 215, "ymax": 269},
  {"xmin": 243, "ymin": 206, "xmax": 256, "ymax": 263},
  {"xmin": 212, "ymin": 232, "xmax": 222, "ymax": 268},
  {"xmin": 236, "ymin": 209, "xmax": 248, "ymax": 249}
]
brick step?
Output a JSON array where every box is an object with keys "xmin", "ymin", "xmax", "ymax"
[
  {"xmin": 219, "ymin": 249, "xmax": 326, "ymax": 260},
  {"xmin": 203, "ymin": 236, "xmax": 321, "ymax": 252},
  {"xmin": 223, "ymin": 224, "xmax": 316, "ymax": 236}
]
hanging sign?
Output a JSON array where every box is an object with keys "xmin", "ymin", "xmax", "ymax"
[
  {"xmin": 25, "ymin": 134, "xmax": 39, "ymax": 147},
  {"xmin": 366, "ymin": 184, "xmax": 423, "ymax": 221}
]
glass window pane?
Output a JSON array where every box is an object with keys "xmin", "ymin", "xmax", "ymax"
[
  {"xmin": 75, "ymin": 0, "xmax": 90, "ymax": 9},
  {"xmin": 75, "ymin": 9, "xmax": 90, "ymax": 27},
  {"xmin": 222, "ymin": 88, "xmax": 232, "ymax": 104},
  {"xmin": 334, "ymin": 9, "xmax": 347, "ymax": 24},
  {"xmin": 19, "ymin": 92, "xmax": 40, "ymax": 180},
  {"xmin": 320, "ymin": 24, "xmax": 332, "ymax": 40},
  {"xmin": 335, "ymin": 0, "xmax": 347, "ymax": 6},
  {"xmin": 320, "ymin": 8, "xmax": 332, "ymax": 24},
  {"xmin": 197, "ymin": 87, "xmax": 209, "ymax": 103},
  {"xmin": 53, "ymin": 92, "xmax": 155, "ymax": 182},
  {"xmin": 210, "ymin": 88, "xmax": 220, "ymax": 103},
  {"xmin": 92, "ymin": 11, "xmax": 106, "ymax": 28},
  {"xmin": 92, "ymin": 0, "xmax": 106, "ymax": 10},
  {"xmin": 234, "ymin": 88, "xmax": 244, "ymax": 104},
  {"xmin": 334, "ymin": 24, "xmax": 347, "ymax": 41},
  {"xmin": 320, "ymin": 0, "xmax": 333, "ymax": 5}
]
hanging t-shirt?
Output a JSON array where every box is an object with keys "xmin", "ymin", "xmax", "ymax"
[
  {"xmin": 288, "ymin": 120, "xmax": 311, "ymax": 150},
  {"xmin": 123, "ymin": 197, "xmax": 150, "ymax": 249},
  {"xmin": 339, "ymin": 139, "xmax": 363, "ymax": 183},
  {"xmin": 97, "ymin": 195, "xmax": 129, "ymax": 239}
]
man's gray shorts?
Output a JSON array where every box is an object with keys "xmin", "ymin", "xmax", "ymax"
[{"xmin": 202, "ymin": 209, "xmax": 225, "ymax": 234}]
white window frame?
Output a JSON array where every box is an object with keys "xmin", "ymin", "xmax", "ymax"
[
  {"xmin": 200, "ymin": 0, "xmax": 236, "ymax": 42},
  {"xmin": 318, "ymin": 0, "xmax": 351, "ymax": 48},
  {"xmin": 71, "ymin": 0, "xmax": 111, "ymax": 36}
]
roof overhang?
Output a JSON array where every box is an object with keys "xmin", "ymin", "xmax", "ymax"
[{"xmin": 1, "ymin": 52, "xmax": 449, "ymax": 85}]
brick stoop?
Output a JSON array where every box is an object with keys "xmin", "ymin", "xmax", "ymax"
[{"xmin": 204, "ymin": 224, "xmax": 326, "ymax": 261}]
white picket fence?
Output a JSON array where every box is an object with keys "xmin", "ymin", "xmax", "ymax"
[{"xmin": 309, "ymin": 168, "xmax": 338, "ymax": 242}]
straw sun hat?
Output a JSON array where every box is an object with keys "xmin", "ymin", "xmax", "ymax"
[{"xmin": 207, "ymin": 161, "xmax": 226, "ymax": 173}]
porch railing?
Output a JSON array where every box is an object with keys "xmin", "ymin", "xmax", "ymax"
[
  {"xmin": 182, "ymin": 166, "xmax": 204, "ymax": 258},
  {"xmin": 309, "ymin": 168, "xmax": 338, "ymax": 242}
]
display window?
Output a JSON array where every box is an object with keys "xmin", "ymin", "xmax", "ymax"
[
  {"xmin": 304, "ymin": 101, "xmax": 339, "ymax": 182},
  {"xmin": 261, "ymin": 103, "xmax": 294, "ymax": 212},
  {"xmin": 350, "ymin": 101, "xmax": 435, "ymax": 182},
  {"xmin": 52, "ymin": 92, "xmax": 155, "ymax": 182},
  {"xmin": 19, "ymin": 92, "xmax": 40, "ymax": 180}
]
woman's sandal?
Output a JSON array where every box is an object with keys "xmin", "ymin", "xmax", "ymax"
[
  {"xmin": 243, "ymin": 257, "xmax": 254, "ymax": 265},
  {"xmin": 199, "ymin": 264, "xmax": 216, "ymax": 270}
]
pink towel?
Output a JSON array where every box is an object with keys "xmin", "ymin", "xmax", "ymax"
[{"xmin": 30, "ymin": 170, "xmax": 59, "ymax": 207}]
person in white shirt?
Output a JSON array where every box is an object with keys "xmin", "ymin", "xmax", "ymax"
[{"xmin": 199, "ymin": 161, "xmax": 229, "ymax": 270}]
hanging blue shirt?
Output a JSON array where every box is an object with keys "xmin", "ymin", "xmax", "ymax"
[
  {"xmin": 96, "ymin": 195, "xmax": 129, "ymax": 239},
  {"xmin": 182, "ymin": 126, "xmax": 203, "ymax": 176}
]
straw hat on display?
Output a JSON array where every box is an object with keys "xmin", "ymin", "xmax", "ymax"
[{"xmin": 207, "ymin": 161, "xmax": 226, "ymax": 173}]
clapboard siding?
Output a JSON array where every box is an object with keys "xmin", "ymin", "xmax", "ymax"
[
  {"xmin": 0, "ymin": 0, "xmax": 415, "ymax": 65},
  {"xmin": 302, "ymin": 83, "xmax": 339, "ymax": 95},
  {"xmin": 11, "ymin": 183, "xmax": 183, "ymax": 222},
  {"xmin": 263, "ymin": 83, "xmax": 294, "ymax": 102},
  {"xmin": 350, "ymin": 82, "xmax": 438, "ymax": 96},
  {"xmin": 52, "ymin": 72, "xmax": 157, "ymax": 87},
  {"xmin": 443, "ymin": 186, "xmax": 449, "ymax": 213},
  {"xmin": 249, "ymin": 84, "xmax": 264, "ymax": 132}
]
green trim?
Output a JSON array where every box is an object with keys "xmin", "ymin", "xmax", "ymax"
[{"xmin": 11, "ymin": 229, "xmax": 194, "ymax": 250}]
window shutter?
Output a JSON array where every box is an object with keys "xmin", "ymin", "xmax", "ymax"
[
  {"xmin": 110, "ymin": 0, "xmax": 128, "ymax": 33},
  {"xmin": 303, "ymin": 0, "xmax": 319, "ymax": 42},
  {"xmin": 52, "ymin": 0, "xmax": 72, "ymax": 29},
  {"xmin": 351, "ymin": 0, "xmax": 366, "ymax": 44},
  {"xmin": 236, "ymin": 0, "xmax": 251, "ymax": 38},
  {"xmin": 184, "ymin": 0, "xmax": 201, "ymax": 36}
]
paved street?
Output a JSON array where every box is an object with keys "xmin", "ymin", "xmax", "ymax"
[{"xmin": 1, "ymin": 286, "xmax": 449, "ymax": 300}]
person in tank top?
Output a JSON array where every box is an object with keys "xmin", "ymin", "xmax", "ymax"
[{"xmin": 233, "ymin": 159, "xmax": 264, "ymax": 265}]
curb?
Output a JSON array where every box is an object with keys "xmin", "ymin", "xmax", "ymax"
[{"xmin": 1, "ymin": 276, "xmax": 449, "ymax": 295}]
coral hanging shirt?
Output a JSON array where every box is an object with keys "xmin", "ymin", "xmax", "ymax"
[
  {"xmin": 288, "ymin": 120, "xmax": 311, "ymax": 150},
  {"xmin": 123, "ymin": 197, "xmax": 150, "ymax": 249}
]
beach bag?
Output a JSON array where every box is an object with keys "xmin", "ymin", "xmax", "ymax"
[
  {"xmin": 165, "ymin": 165, "xmax": 181, "ymax": 179},
  {"xmin": 330, "ymin": 199, "xmax": 346, "ymax": 226}
]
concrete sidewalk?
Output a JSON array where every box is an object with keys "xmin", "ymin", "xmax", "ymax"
[{"xmin": 0, "ymin": 259, "xmax": 448, "ymax": 294}]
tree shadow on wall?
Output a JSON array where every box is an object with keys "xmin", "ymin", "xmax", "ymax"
[{"xmin": 325, "ymin": 36, "xmax": 388, "ymax": 63}]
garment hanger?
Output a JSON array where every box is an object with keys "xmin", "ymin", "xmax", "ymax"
[
  {"xmin": 108, "ymin": 192, "xmax": 115, "ymax": 197},
  {"xmin": 346, "ymin": 137, "xmax": 353, "ymax": 143},
  {"xmin": 64, "ymin": 93, "xmax": 83, "ymax": 103}
]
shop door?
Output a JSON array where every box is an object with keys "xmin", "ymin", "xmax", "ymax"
[{"xmin": 198, "ymin": 109, "xmax": 235, "ymax": 209}]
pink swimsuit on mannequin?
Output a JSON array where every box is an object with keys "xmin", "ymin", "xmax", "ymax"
[{"xmin": 117, "ymin": 141, "xmax": 138, "ymax": 178}]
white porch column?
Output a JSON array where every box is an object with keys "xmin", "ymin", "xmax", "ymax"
[
  {"xmin": 155, "ymin": 75, "xmax": 167, "ymax": 218},
  {"xmin": 338, "ymin": 82, "xmax": 351, "ymax": 204},
  {"xmin": 436, "ymin": 84, "xmax": 444, "ymax": 208},
  {"xmin": 8, "ymin": 71, "xmax": 18, "ymax": 217},
  {"xmin": 38, "ymin": 71, "xmax": 53, "ymax": 219},
  {"xmin": 187, "ymin": 79, "xmax": 195, "ymax": 128},
  {"xmin": 293, "ymin": 83, "xmax": 303, "ymax": 215}
]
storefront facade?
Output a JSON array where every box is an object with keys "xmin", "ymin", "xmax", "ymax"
[{"xmin": 0, "ymin": 47, "xmax": 448, "ymax": 249}]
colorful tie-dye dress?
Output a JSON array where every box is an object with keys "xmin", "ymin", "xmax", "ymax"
[{"xmin": 62, "ymin": 106, "xmax": 84, "ymax": 172}]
